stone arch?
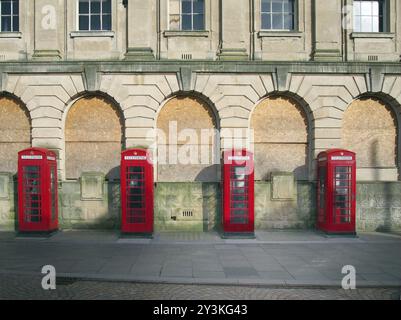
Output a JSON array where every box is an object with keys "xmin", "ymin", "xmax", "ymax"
[
  {"xmin": 65, "ymin": 94, "xmax": 124, "ymax": 180},
  {"xmin": 250, "ymin": 94, "xmax": 311, "ymax": 181},
  {"xmin": 342, "ymin": 95, "xmax": 399, "ymax": 180},
  {"xmin": 156, "ymin": 94, "xmax": 219, "ymax": 182},
  {"xmin": 0, "ymin": 94, "xmax": 31, "ymax": 173}
]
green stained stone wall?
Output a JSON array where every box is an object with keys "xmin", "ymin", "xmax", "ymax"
[
  {"xmin": 154, "ymin": 182, "xmax": 221, "ymax": 232},
  {"xmin": 1, "ymin": 177, "xmax": 401, "ymax": 233}
]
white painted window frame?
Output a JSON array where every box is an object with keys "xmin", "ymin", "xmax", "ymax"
[
  {"xmin": 353, "ymin": 0, "xmax": 387, "ymax": 33},
  {"xmin": 0, "ymin": 0, "xmax": 18, "ymax": 32},
  {"xmin": 168, "ymin": 0, "xmax": 205, "ymax": 31},
  {"xmin": 76, "ymin": 0, "xmax": 112, "ymax": 31},
  {"xmin": 260, "ymin": 0, "xmax": 297, "ymax": 31}
]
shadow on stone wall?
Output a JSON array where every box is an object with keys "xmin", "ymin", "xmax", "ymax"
[
  {"xmin": 195, "ymin": 164, "xmax": 220, "ymax": 232},
  {"xmin": 369, "ymin": 140, "xmax": 396, "ymax": 232}
]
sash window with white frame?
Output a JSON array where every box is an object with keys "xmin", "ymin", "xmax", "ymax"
[
  {"xmin": 0, "ymin": 0, "xmax": 18, "ymax": 32},
  {"xmin": 353, "ymin": 0, "xmax": 387, "ymax": 32},
  {"xmin": 78, "ymin": 0, "xmax": 112, "ymax": 31},
  {"xmin": 261, "ymin": 0, "xmax": 295, "ymax": 31},
  {"xmin": 169, "ymin": 0, "xmax": 205, "ymax": 31}
]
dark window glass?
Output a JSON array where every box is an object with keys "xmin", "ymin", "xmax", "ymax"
[
  {"xmin": 91, "ymin": 14, "xmax": 101, "ymax": 30},
  {"xmin": 181, "ymin": 14, "xmax": 192, "ymax": 30},
  {"xmin": 193, "ymin": 14, "xmax": 204, "ymax": 30},
  {"xmin": 79, "ymin": 1, "xmax": 89, "ymax": 14},
  {"xmin": 1, "ymin": 0, "xmax": 19, "ymax": 32},
  {"xmin": 103, "ymin": 0, "xmax": 111, "ymax": 13},
  {"xmin": 91, "ymin": 0, "xmax": 101, "ymax": 14},
  {"xmin": 179, "ymin": 0, "xmax": 204, "ymax": 31},
  {"xmin": 1, "ymin": 15, "xmax": 11, "ymax": 31},
  {"xmin": 283, "ymin": 14, "xmax": 293, "ymax": 29},
  {"xmin": 261, "ymin": 1, "xmax": 270, "ymax": 13},
  {"xmin": 261, "ymin": 13, "xmax": 271, "ymax": 29},
  {"xmin": 272, "ymin": 1, "xmax": 282, "ymax": 12},
  {"xmin": 1, "ymin": 1, "xmax": 11, "ymax": 15},
  {"xmin": 79, "ymin": 15, "xmax": 89, "ymax": 30},
  {"xmin": 102, "ymin": 14, "xmax": 111, "ymax": 30},
  {"xmin": 193, "ymin": 0, "xmax": 204, "ymax": 14},
  {"xmin": 12, "ymin": 13, "xmax": 17, "ymax": 31},
  {"xmin": 182, "ymin": 0, "xmax": 192, "ymax": 14},
  {"xmin": 272, "ymin": 13, "xmax": 282, "ymax": 29},
  {"xmin": 78, "ymin": 0, "xmax": 111, "ymax": 31}
]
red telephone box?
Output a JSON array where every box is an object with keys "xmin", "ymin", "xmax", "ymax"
[
  {"xmin": 222, "ymin": 149, "xmax": 255, "ymax": 237},
  {"xmin": 18, "ymin": 148, "xmax": 58, "ymax": 233},
  {"xmin": 121, "ymin": 149, "xmax": 154, "ymax": 235},
  {"xmin": 317, "ymin": 149, "xmax": 356, "ymax": 235}
]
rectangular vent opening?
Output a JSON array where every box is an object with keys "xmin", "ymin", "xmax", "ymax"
[
  {"xmin": 368, "ymin": 55, "xmax": 378, "ymax": 61},
  {"xmin": 181, "ymin": 53, "xmax": 193, "ymax": 60},
  {"xmin": 182, "ymin": 210, "xmax": 193, "ymax": 218}
]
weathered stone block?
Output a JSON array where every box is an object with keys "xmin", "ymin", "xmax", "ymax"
[
  {"xmin": 0, "ymin": 172, "xmax": 11, "ymax": 199},
  {"xmin": 271, "ymin": 172, "xmax": 297, "ymax": 201},
  {"xmin": 80, "ymin": 173, "xmax": 105, "ymax": 200}
]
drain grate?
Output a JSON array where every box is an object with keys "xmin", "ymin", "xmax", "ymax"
[
  {"xmin": 182, "ymin": 210, "xmax": 194, "ymax": 218},
  {"xmin": 181, "ymin": 53, "xmax": 193, "ymax": 60}
]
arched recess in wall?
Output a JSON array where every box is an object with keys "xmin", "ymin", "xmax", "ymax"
[
  {"xmin": 156, "ymin": 94, "xmax": 219, "ymax": 182},
  {"xmin": 65, "ymin": 94, "xmax": 124, "ymax": 180},
  {"xmin": 0, "ymin": 94, "xmax": 31, "ymax": 173},
  {"xmin": 342, "ymin": 96, "xmax": 398, "ymax": 180},
  {"xmin": 250, "ymin": 95, "xmax": 310, "ymax": 181}
]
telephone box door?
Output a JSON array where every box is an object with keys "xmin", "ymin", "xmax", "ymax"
[
  {"xmin": 316, "ymin": 149, "xmax": 356, "ymax": 235},
  {"xmin": 331, "ymin": 163, "xmax": 356, "ymax": 232},
  {"xmin": 121, "ymin": 149, "xmax": 154, "ymax": 234},
  {"xmin": 18, "ymin": 148, "xmax": 58, "ymax": 233},
  {"xmin": 223, "ymin": 150, "xmax": 254, "ymax": 234}
]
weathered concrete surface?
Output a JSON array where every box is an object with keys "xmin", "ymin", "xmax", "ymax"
[{"xmin": 0, "ymin": 230, "xmax": 400, "ymax": 288}]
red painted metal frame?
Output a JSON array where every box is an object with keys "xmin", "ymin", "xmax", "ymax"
[
  {"xmin": 317, "ymin": 149, "xmax": 356, "ymax": 234},
  {"xmin": 18, "ymin": 147, "xmax": 58, "ymax": 233},
  {"xmin": 121, "ymin": 148, "xmax": 154, "ymax": 234},
  {"xmin": 222, "ymin": 149, "xmax": 254, "ymax": 233}
]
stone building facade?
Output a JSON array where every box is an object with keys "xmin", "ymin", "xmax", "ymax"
[{"xmin": 0, "ymin": 0, "xmax": 400, "ymax": 232}]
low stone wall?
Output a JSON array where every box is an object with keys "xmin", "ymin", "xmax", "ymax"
[
  {"xmin": 0, "ymin": 173, "xmax": 16, "ymax": 231},
  {"xmin": 357, "ymin": 182, "xmax": 401, "ymax": 232},
  {"xmin": 155, "ymin": 182, "xmax": 221, "ymax": 232},
  {"xmin": 255, "ymin": 181, "xmax": 316, "ymax": 229},
  {"xmin": 1, "ymin": 173, "xmax": 400, "ymax": 233},
  {"xmin": 59, "ymin": 179, "xmax": 120, "ymax": 229}
]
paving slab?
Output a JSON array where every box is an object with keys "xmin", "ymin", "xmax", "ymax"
[{"xmin": 0, "ymin": 230, "xmax": 400, "ymax": 288}]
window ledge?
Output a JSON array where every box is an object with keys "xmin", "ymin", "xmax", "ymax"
[
  {"xmin": 351, "ymin": 32, "xmax": 395, "ymax": 39},
  {"xmin": 0, "ymin": 32, "xmax": 22, "ymax": 39},
  {"xmin": 258, "ymin": 31, "xmax": 303, "ymax": 38},
  {"xmin": 163, "ymin": 30, "xmax": 209, "ymax": 38},
  {"xmin": 70, "ymin": 31, "xmax": 115, "ymax": 38}
]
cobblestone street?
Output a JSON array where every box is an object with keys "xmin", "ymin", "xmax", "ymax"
[{"xmin": 0, "ymin": 274, "xmax": 399, "ymax": 300}]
